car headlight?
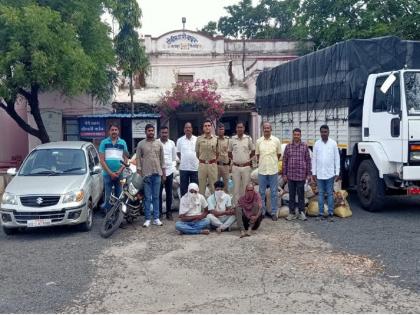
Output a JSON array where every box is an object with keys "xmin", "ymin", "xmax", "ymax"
[
  {"xmin": 63, "ymin": 190, "xmax": 85, "ymax": 204},
  {"xmin": 128, "ymin": 182, "xmax": 138, "ymax": 196},
  {"xmin": 1, "ymin": 192, "xmax": 18, "ymax": 205}
]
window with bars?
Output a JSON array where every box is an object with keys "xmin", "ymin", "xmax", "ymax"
[
  {"xmin": 177, "ymin": 74, "xmax": 194, "ymax": 82},
  {"xmin": 63, "ymin": 119, "xmax": 80, "ymax": 141}
]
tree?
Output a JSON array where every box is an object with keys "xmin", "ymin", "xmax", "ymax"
[
  {"xmin": 297, "ymin": 0, "xmax": 420, "ymax": 49},
  {"xmin": 200, "ymin": 21, "xmax": 219, "ymax": 37},
  {"xmin": 158, "ymin": 79, "xmax": 225, "ymax": 126},
  {"xmin": 0, "ymin": 0, "xmax": 116, "ymax": 143},
  {"xmin": 202, "ymin": 0, "xmax": 299, "ymax": 39},
  {"xmin": 110, "ymin": 0, "xmax": 149, "ymax": 117}
]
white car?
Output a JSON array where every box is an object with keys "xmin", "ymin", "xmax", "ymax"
[{"xmin": 0, "ymin": 141, "xmax": 103, "ymax": 235}]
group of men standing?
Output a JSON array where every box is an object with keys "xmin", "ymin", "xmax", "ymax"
[{"xmin": 98, "ymin": 120, "xmax": 341, "ymax": 237}]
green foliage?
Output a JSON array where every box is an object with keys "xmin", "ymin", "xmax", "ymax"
[
  {"xmin": 200, "ymin": 21, "xmax": 219, "ymax": 37},
  {"xmin": 110, "ymin": 0, "xmax": 149, "ymax": 82},
  {"xmin": 204, "ymin": 0, "xmax": 420, "ymax": 48},
  {"xmin": 0, "ymin": 4, "xmax": 95, "ymax": 100}
]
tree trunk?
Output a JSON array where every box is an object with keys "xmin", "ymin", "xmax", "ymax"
[
  {"xmin": 29, "ymin": 85, "xmax": 50, "ymax": 143},
  {"xmin": 0, "ymin": 87, "xmax": 50, "ymax": 144}
]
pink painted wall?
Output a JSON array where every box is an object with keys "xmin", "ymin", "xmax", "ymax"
[{"xmin": 0, "ymin": 98, "xmax": 29, "ymax": 165}]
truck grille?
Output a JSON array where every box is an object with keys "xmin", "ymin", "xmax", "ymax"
[
  {"xmin": 20, "ymin": 196, "xmax": 60, "ymax": 207},
  {"xmin": 13, "ymin": 210, "xmax": 66, "ymax": 224}
]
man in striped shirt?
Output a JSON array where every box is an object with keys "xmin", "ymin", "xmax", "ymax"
[{"xmin": 282, "ymin": 128, "xmax": 312, "ymax": 221}]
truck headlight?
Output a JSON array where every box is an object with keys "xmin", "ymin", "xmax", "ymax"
[
  {"xmin": 410, "ymin": 151, "xmax": 420, "ymax": 162},
  {"xmin": 1, "ymin": 192, "xmax": 18, "ymax": 205},
  {"xmin": 63, "ymin": 190, "xmax": 85, "ymax": 204}
]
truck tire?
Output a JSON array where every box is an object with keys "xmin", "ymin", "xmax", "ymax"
[{"xmin": 356, "ymin": 160, "xmax": 385, "ymax": 212}]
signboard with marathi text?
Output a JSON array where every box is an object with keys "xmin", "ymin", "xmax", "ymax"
[
  {"xmin": 132, "ymin": 119, "xmax": 157, "ymax": 138},
  {"xmin": 157, "ymin": 31, "xmax": 212, "ymax": 53},
  {"xmin": 79, "ymin": 118, "xmax": 106, "ymax": 138}
]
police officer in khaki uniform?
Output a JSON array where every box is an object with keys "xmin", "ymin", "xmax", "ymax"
[
  {"xmin": 216, "ymin": 124, "xmax": 230, "ymax": 193},
  {"xmin": 196, "ymin": 119, "xmax": 218, "ymax": 195},
  {"xmin": 228, "ymin": 121, "xmax": 255, "ymax": 204}
]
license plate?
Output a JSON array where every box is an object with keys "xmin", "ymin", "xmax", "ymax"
[
  {"xmin": 27, "ymin": 219, "xmax": 52, "ymax": 227},
  {"xmin": 407, "ymin": 187, "xmax": 420, "ymax": 195}
]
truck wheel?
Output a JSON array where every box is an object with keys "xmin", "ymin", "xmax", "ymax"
[
  {"xmin": 2, "ymin": 226, "xmax": 18, "ymax": 235},
  {"xmin": 357, "ymin": 160, "xmax": 385, "ymax": 212}
]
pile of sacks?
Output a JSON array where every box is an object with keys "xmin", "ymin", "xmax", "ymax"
[
  {"xmin": 250, "ymin": 168, "xmax": 352, "ymax": 218},
  {"xmin": 161, "ymin": 169, "xmax": 181, "ymax": 214}
]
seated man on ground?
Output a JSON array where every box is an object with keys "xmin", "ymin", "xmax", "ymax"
[
  {"xmin": 236, "ymin": 182, "xmax": 263, "ymax": 238},
  {"xmin": 207, "ymin": 180, "xmax": 236, "ymax": 233},
  {"xmin": 175, "ymin": 183, "xmax": 210, "ymax": 235}
]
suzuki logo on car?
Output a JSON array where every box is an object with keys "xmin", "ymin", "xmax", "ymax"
[{"xmin": 36, "ymin": 197, "xmax": 43, "ymax": 205}]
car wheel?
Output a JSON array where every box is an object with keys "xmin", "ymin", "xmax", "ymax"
[
  {"xmin": 2, "ymin": 226, "xmax": 18, "ymax": 235},
  {"xmin": 79, "ymin": 200, "xmax": 94, "ymax": 232}
]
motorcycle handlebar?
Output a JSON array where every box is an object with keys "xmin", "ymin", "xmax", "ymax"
[{"xmin": 120, "ymin": 160, "xmax": 130, "ymax": 168}]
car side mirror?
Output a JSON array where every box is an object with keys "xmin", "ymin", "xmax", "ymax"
[
  {"xmin": 91, "ymin": 165, "xmax": 102, "ymax": 175},
  {"xmin": 6, "ymin": 168, "xmax": 17, "ymax": 176}
]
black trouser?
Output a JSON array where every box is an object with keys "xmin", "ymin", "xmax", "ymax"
[
  {"xmin": 180, "ymin": 170, "xmax": 198, "ymax": 197},
  {"xmin": 288, "ymin": 180, "xmax": 305, "ymax": 213},
  {"xmin": 159, "ymin": 173, "xmax": 173, "ymax": 215},
  {"xmin": 242, "ymin": 213, "xmax": 262, "ymax": 231}
]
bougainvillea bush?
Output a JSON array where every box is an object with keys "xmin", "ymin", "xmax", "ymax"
[{"xmin": 158, "ymin": 79, "xmax": 224, "ymax": 122}]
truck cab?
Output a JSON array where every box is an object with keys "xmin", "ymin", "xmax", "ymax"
[{"xmin": 356, "ymin": 70, "xmax": 420, "ymax": 210}]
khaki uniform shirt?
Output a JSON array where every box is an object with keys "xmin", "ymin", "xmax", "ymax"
[
  {"xmin": 136, "ymin": 139, "xmax": 165, "ymax": 177},
  {"xmin": 216, "ymin": 136, "xmax": 230, "ymax": 164},
  {"xmin": 255, "ymin": 135, "xmax": 281, "ymax": 175},
  {"xmin": 195, "ymin": 134, "xmax": 217, "ymax": 161},
  {"xmin": 228, "ymin": 135, "xmax": 255, "ymax": 164}
]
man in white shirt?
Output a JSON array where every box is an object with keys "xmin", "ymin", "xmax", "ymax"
[
  {"xmin": 158, "ymin": 126, "xmax": 177, "ymax": 220},
  {"xmin": 176, "ymin": 122, "xmax": 199, "ymax": 197},
  {"xmin": 312, "ymin": 125, "xmax": 340, "ymax": 222},
  {"xmin": 206, "ymin": 180, "xmax": 236, "ymax": 233},
  {"xmin": 175, "ymin": 183, "xmax": 210, "ymax": 235}
]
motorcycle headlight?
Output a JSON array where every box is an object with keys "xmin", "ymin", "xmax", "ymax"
[
  {"xmin": 63, "ymin": 190, "xmax": 85, "ymax": 204},
  {"xmin": 128, "ymin": 182, "xmax": 138, "ymax": 196},
  {"xmin": 2, "ymin": 192, "xmax": 18, "ymax": 205}
]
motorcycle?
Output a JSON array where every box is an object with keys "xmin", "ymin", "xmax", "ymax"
[{"xmin": 100, "ymin": 160, "xmax": 144, "ymax": 238}]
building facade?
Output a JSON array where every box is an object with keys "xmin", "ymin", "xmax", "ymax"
[{"xmin": 0, "ymin": 29, "xmax": 309, "ymax": 166}]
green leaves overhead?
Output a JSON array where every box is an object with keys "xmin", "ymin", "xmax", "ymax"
[{"xmin": 202, "ymin": 0, "xmax": 420, "ymax": 49}]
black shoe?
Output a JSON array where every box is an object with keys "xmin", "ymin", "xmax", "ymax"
[
  {"xmin": 271, "ymin": 214, "xmax": 278, "ymax": 221},
  {"xmin": 316, "ymin": 215, "xmax": 325, "ymax": 221},
  {"xmin": 328, "ymin": 214, "xmax": 335, "ymax": 222},
  {"xmin": 166, "ymin": 213, "xmax": 173, "ymax": 221}
]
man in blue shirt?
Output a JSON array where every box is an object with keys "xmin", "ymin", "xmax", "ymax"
[{"xmin": 99, "ymin": 124, "xmax": 129, "ymax": 214}]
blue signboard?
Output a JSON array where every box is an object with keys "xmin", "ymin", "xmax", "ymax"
[{"xmin": 79, "ymin": 118, "xmax": 106, "ymax": 138}]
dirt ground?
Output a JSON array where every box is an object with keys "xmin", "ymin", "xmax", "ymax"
[{"xmin": 64, "ymin": 219, "xmax": 420, "ymax": 313}]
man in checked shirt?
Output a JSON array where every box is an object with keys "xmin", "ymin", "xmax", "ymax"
[{"xmin": 282, "ymin": 128, "xmax": 312, "ymax": 221}]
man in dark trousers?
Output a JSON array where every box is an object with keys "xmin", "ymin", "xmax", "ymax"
[{"xmin": 283, "ymin": 128, "xmax": 312, "ymax": 221}]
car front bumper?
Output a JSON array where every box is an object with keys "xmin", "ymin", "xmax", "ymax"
[{"xmin": 0, "ymin": 203, "xmax": 88, "ymax": 228}]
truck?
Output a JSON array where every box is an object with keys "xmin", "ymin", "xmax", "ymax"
[{"xmin": 255, "ymin": 36, "xmax": 420, "ymax": 211}]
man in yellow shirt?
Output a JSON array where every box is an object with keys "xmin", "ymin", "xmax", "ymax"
[{"xmin": 255, "ymin": 122, "xmax": 281, "ymax": 221}]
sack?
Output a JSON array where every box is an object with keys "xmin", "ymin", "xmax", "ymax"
[
  {"xmin": 250, "ymin": 168, "xmax": 259, "ymax": 184},
  {"xmin": 307, "ymin": 198, "xmax": 329, "ymax": 217},
  {"xmin": 171, "ymin": 198, "xmax": 180, "ymax": 211},
  {"xmin": 334, "ymin": 180, "xmax": 342, "ymax": 192},
  {"xmin": 278, "ymin": 160, "xmax": 283, "ymax": 174},
  {"xmin": 334, "ymin": 190, "xmax": 352, "ymax": 218},
  {"xmin": 277, "ymin": 205, "xmax": 289, "ymax": 218},
  {"xmin": 304, "ymin": 183, "xmax": 315, "ymax": 198}
]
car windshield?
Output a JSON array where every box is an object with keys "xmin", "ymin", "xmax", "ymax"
[
  {"xmin": 405, "ymin": 72, "xmax": 420, "ymax": 115},
  {"xmin": 19, "ymin": 149, "xmax": 87, "ymax": 176}
]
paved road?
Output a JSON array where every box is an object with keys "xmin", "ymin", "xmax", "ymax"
[
  {"xmin": 302, "ymin": 193, "xmax": 420, "ymax": 292},
  {"xmin": 1, "ymin": 195, "xmax": 420, "ymax": 313},
  {"xmin": 0, "ymin": 213, "xmax": 109, "ymax": 313}
]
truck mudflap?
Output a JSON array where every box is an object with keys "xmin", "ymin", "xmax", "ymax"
[{"xmin": 402, "ymin": 166, "xmax": 420, "ymax": 181}]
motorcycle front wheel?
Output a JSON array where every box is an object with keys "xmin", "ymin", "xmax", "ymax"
[{"xmin": 100, "ymin": 201, "xmax": 124, "ymax": 238}]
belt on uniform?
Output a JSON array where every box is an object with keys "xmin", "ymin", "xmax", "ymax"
[
  {"xmin": 233, "ymin": 162, "xmax": 251, "ymax": 167},
  {"xmin": 217, "ymin": 161, "xmax": 230, "ymax": 166},
  {"xmin": 199, "ymin": 159, "xmax": 217, "ymax": 164}
]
